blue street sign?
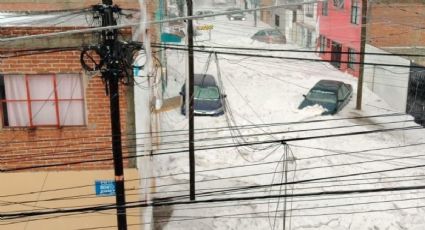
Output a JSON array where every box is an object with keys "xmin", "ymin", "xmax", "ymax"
[{"xmin": 95, "ymin": 180, "xmax": 116, "ymax": 196}]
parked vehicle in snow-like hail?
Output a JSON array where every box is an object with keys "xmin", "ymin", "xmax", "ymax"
[
  {"xmin": 226, "ymin": 8, "xmax": 246, "ymax": 21},
  {"xmin": 180, "ymin": 74, "xmax": 226, "ymax": 116},
  {"xmin": 251, "ymin": 28, "xmax": 286, "ymax": 44},
  {"xmin": 298, "ymin": 80, "xmax": 353, "ymax": 115}
]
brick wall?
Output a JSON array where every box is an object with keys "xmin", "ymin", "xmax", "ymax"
[
  {"xmin": 0, "ymin": 27, "xmax": 133, "ymax": 171},
  {"xmin": 369, "ymin": 2, "xmax": 425, "ymax": 47}
]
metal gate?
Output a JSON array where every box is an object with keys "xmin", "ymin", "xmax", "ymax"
[{"xmin": 406, "ymin": 63, "xmax": 425, "ymax": 126}]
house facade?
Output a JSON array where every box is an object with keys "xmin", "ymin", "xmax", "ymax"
[
  {"xmin": 293, "ymin": 0, "xmax": 318, "ymax": 48},
  {"xmin": 0, "ymin": 27, "xmax": 134, "ymax": 171},
  {"xmin": 261, "ymin": 0, "xmax": 317, "ymax": 48},
  {"xmin": 0, "ymin": 1, "xmax": 158, "ymax": 228},
  {"xmin": 317, "ymin": 0, "xmax": 363, "ymax": 77},
  {"xmin": 365, "ymin": 0, "xmax": 425, "ymax": 122},
  {"xmin": 0, "ymin": 0, "xmax": 158, "ymax": 171}
]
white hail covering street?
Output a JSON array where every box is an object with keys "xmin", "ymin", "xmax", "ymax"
[{"xmin": 136, "ymin": 5, "xmax": 425, "ymax": 230}]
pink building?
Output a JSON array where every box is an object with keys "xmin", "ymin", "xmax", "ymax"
[{"xmin": 317, "ymin": 0, "xmax": 362, "ymax": 77}]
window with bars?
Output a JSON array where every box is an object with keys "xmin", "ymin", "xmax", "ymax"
[
  {"xmin": 305, "ymin": 3, "xmax": 314, "ymax": 17},
  {"xmin": 319, "ymin": 35, "xmax": 326, "ymax": 52},
  {"xmin": 322, "ymin": 0, "xmax": 328, "ymax": 16},
  {"xmin": 333, "ymin": 0, "xmax": 344, "ymax": 9},
  {"xmin": 351, "ymin": 0, "xmax": 360, "ymax": 24},
  {"xmin": 348, "ymin": 48, "xmax": 356, "ymax": 69},
  {"xmin": 0, "ymin": 74, "xmax": 85, "ymax": 128}
]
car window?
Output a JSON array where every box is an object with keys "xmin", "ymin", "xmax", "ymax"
[
  {"xmin": 307, "ymin": 90, "xmax": 337, "ymax": 103},
  {"xmin": 255, "ymin": 31, "xmax": 266, "ymax": 36},
  {"xmin": 269, "ymin": 30, "xmax": 282, "ymax": 36},
  {"xmin": 194, "ymin": 86, "xmax": 220, "ymax": 100},
  {"xmin": 337, "ymin": 87, "xmax": 344, "ymax": 100},
  {"xmin": 340, "ymin": 85, "xmax": 349, "ymax": 98}
]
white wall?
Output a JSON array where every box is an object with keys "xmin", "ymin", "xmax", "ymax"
[{"xmin": 364, "ymin": 45, "xmax": 410, "ymax": 112}]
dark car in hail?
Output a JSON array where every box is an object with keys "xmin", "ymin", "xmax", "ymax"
[
  {"xmin": 251, "ymin": 28, "xmax": 286, "ymax": 44},
  {"xmin": 180, "ymin": 74, "xmax": 226, "ymax": 116},
  {"xmin": 298, "ymin": 80, "xmax": 353, "ymax": 115},
  {"xmin": 226, "ymin": 8, "xmax": 246, "ymax": 21},
  {"xmin": 195, "ymin": 10, "xmax": 215, "ymax": 20}
]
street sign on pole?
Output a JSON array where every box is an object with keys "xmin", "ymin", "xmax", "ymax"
[{"xmin": 95, "ymin": 180, "xmax": 116, "ymax": 196}]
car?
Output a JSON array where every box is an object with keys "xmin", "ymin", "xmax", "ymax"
[
  {"xmin": 180, "ymin": 74, "xmax": 226, "ymax": 116},
  {"xmin": 214, "ymin": 0, "xmax": 227, "ymax": 5},
  {"xmin": 251, "ymin": 28, "xmax": 286, "ymax": 44},
  {"xmin": 226, "ymin": 8, "xmax": 246, "ymax": 21},
  {"xmin": 298, "ymin": 80, "xmax": 353, "ymax": 115},
  {"xmin": 195, "ymin": 10, "xmax": 215, "ymax": 20}
]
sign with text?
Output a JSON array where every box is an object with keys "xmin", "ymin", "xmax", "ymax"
[
  {"xmin": 95, "ymin": 180, "xmax": 116, "ymax": 196},
  {"xmin": 196, "ymin": 24, "xmax": 214, "ymax": 31}
]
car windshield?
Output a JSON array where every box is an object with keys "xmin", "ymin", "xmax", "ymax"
[
  {"xmin": 194, "ymin": 86, "xmax": 220, "ymax": 100},
  {"xmin": 306, "ymin": 89, "xmax": 337, "ymax": 103},
  {"xmin": 269, "ymin": 30, "xmax": 281, "ymax": 36}
]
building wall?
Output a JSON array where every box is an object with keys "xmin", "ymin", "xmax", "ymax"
[
  {"xmin": 0, "ymin": 27, "xmax": 132, "ymax": 171},
  {"xmin": 0, "ymin": 169, "xmax": 142, "ymax": 230},
  {"xmin": 368, "ymin": 2, "xmax": 425, "ymax": 47},
  {"xmin": 260, "ymin": 0, "xmax": 273, "ymax": 23},
  {"xmin": 318, "ymin": 0, "xmax": 362, "ymax": 77},
  {"xmin": 292, "ymin": 1, "xmax": 317, "ymax": 49},
  {"xmin": 364, "ymin": 45, "xmax": 410, "ymax": 112}
]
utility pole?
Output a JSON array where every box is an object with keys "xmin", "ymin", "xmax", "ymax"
[
  {"xmin": 187, "ymin": 0, "xmax": 196, "ymax": 201},
  {"xmin": 100, "ymin": 0, "xmax": 128, "ymax": 229},
  {"xmin": 356, "ymin": 0, "xmax": 367, "ymax": 110},
  {"xmin": 254, "ymin": 0, "xmax": 258, "ymax": 27},
  {"xmin": 82, "ymin": 1, "xmax": 146, "ymax": 229}
]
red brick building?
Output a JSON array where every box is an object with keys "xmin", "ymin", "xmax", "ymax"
[
  {"xmin": 367, "ymin": 0, "xmax": 425, "ymax": 65},
  {"xmin": 0, "ymin": 1, "xmax": 157, "ymax": 171},
  {"xmin": 0, "ymin": 27, "xmax": 133, "ymax": 171}
]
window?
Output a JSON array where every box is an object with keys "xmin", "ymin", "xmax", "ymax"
[
  {"xmin": 275, "ymin": 14, "xmax": 280, "ymax": 27},
  {"xmin": 322, "ymin": 0, "xmax": 328, "ymax": 16},
  {"xmin": 348, "ymin": 48, "xmax": 356, "ymax": 69},
  {"xmin": 0, "ymin": 74, "xmax": 85, "ymax": 128},
  {"xmin": 255, "ymin": 31, "xmax": 266, "ymax": 36},
  {"xmin": 326, "ymin": 38, "xmax": 331, "ymax": 48},
  {"xmin": 351, "ymin": 0, "xmax": 360, "ymax": 24},
  {"xmin": 338, "ymin": 85, "xmax": 350, "ymax": 100},
  {"xmin": 292, "ymin": 10, "xmax": 297, "ymax": 23},
  {"xmin": 333, "ymin": 0, "xmax": 344, "ymax": 9},
  {"xmin": 306, "ymin": 4, "xmax": 314, "ymax": 17}
]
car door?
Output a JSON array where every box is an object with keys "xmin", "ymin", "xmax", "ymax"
[{"xmin": 254, "ymin": 31, "xmax": 267, "ymax": 42}]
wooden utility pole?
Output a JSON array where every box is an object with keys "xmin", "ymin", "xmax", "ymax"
[
  {"xmin": 356, "ymin": 0, "xmax": 368, "ymax": 110},
  {"xmin": 99, "ymin": 1, "xmax": 128, "ymax": 229},
  {"xmin": 187, "ymin": 0, "xmax": 196, "ymax": 201}
]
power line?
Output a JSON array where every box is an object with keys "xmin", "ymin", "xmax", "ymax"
[
  {"xmin": 0, "ymin": 112, "xmax": 408, "ymax": 146},
  {"xmin": 2, "ymin": 140, "xmax": 425, "ymax": 204},
  {"xmin": 151, "ymin": 43, "xmax": 425, "ymax": 57},
  {"xmin": 0, "ymin": 1, "xmax": 319, "ymax": 43},
  {"xmin": 1, "ymin": 124, "xmax": 421, "ymax": 172},
  {"xmin": 152, "ymin": 44, "xmax": 424, "ymax": 69},
  {"xmin": 0, "ymin": 113, "xmax": 410, "ymax": 161},
  {"xmin": 3, "ymin": 182, "xmax": 425, "ymax": 220}
]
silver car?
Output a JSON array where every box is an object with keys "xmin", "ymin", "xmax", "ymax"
[{"xmin": 251, "ymin": 29, "xmax": 286, "ymax": 44}]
